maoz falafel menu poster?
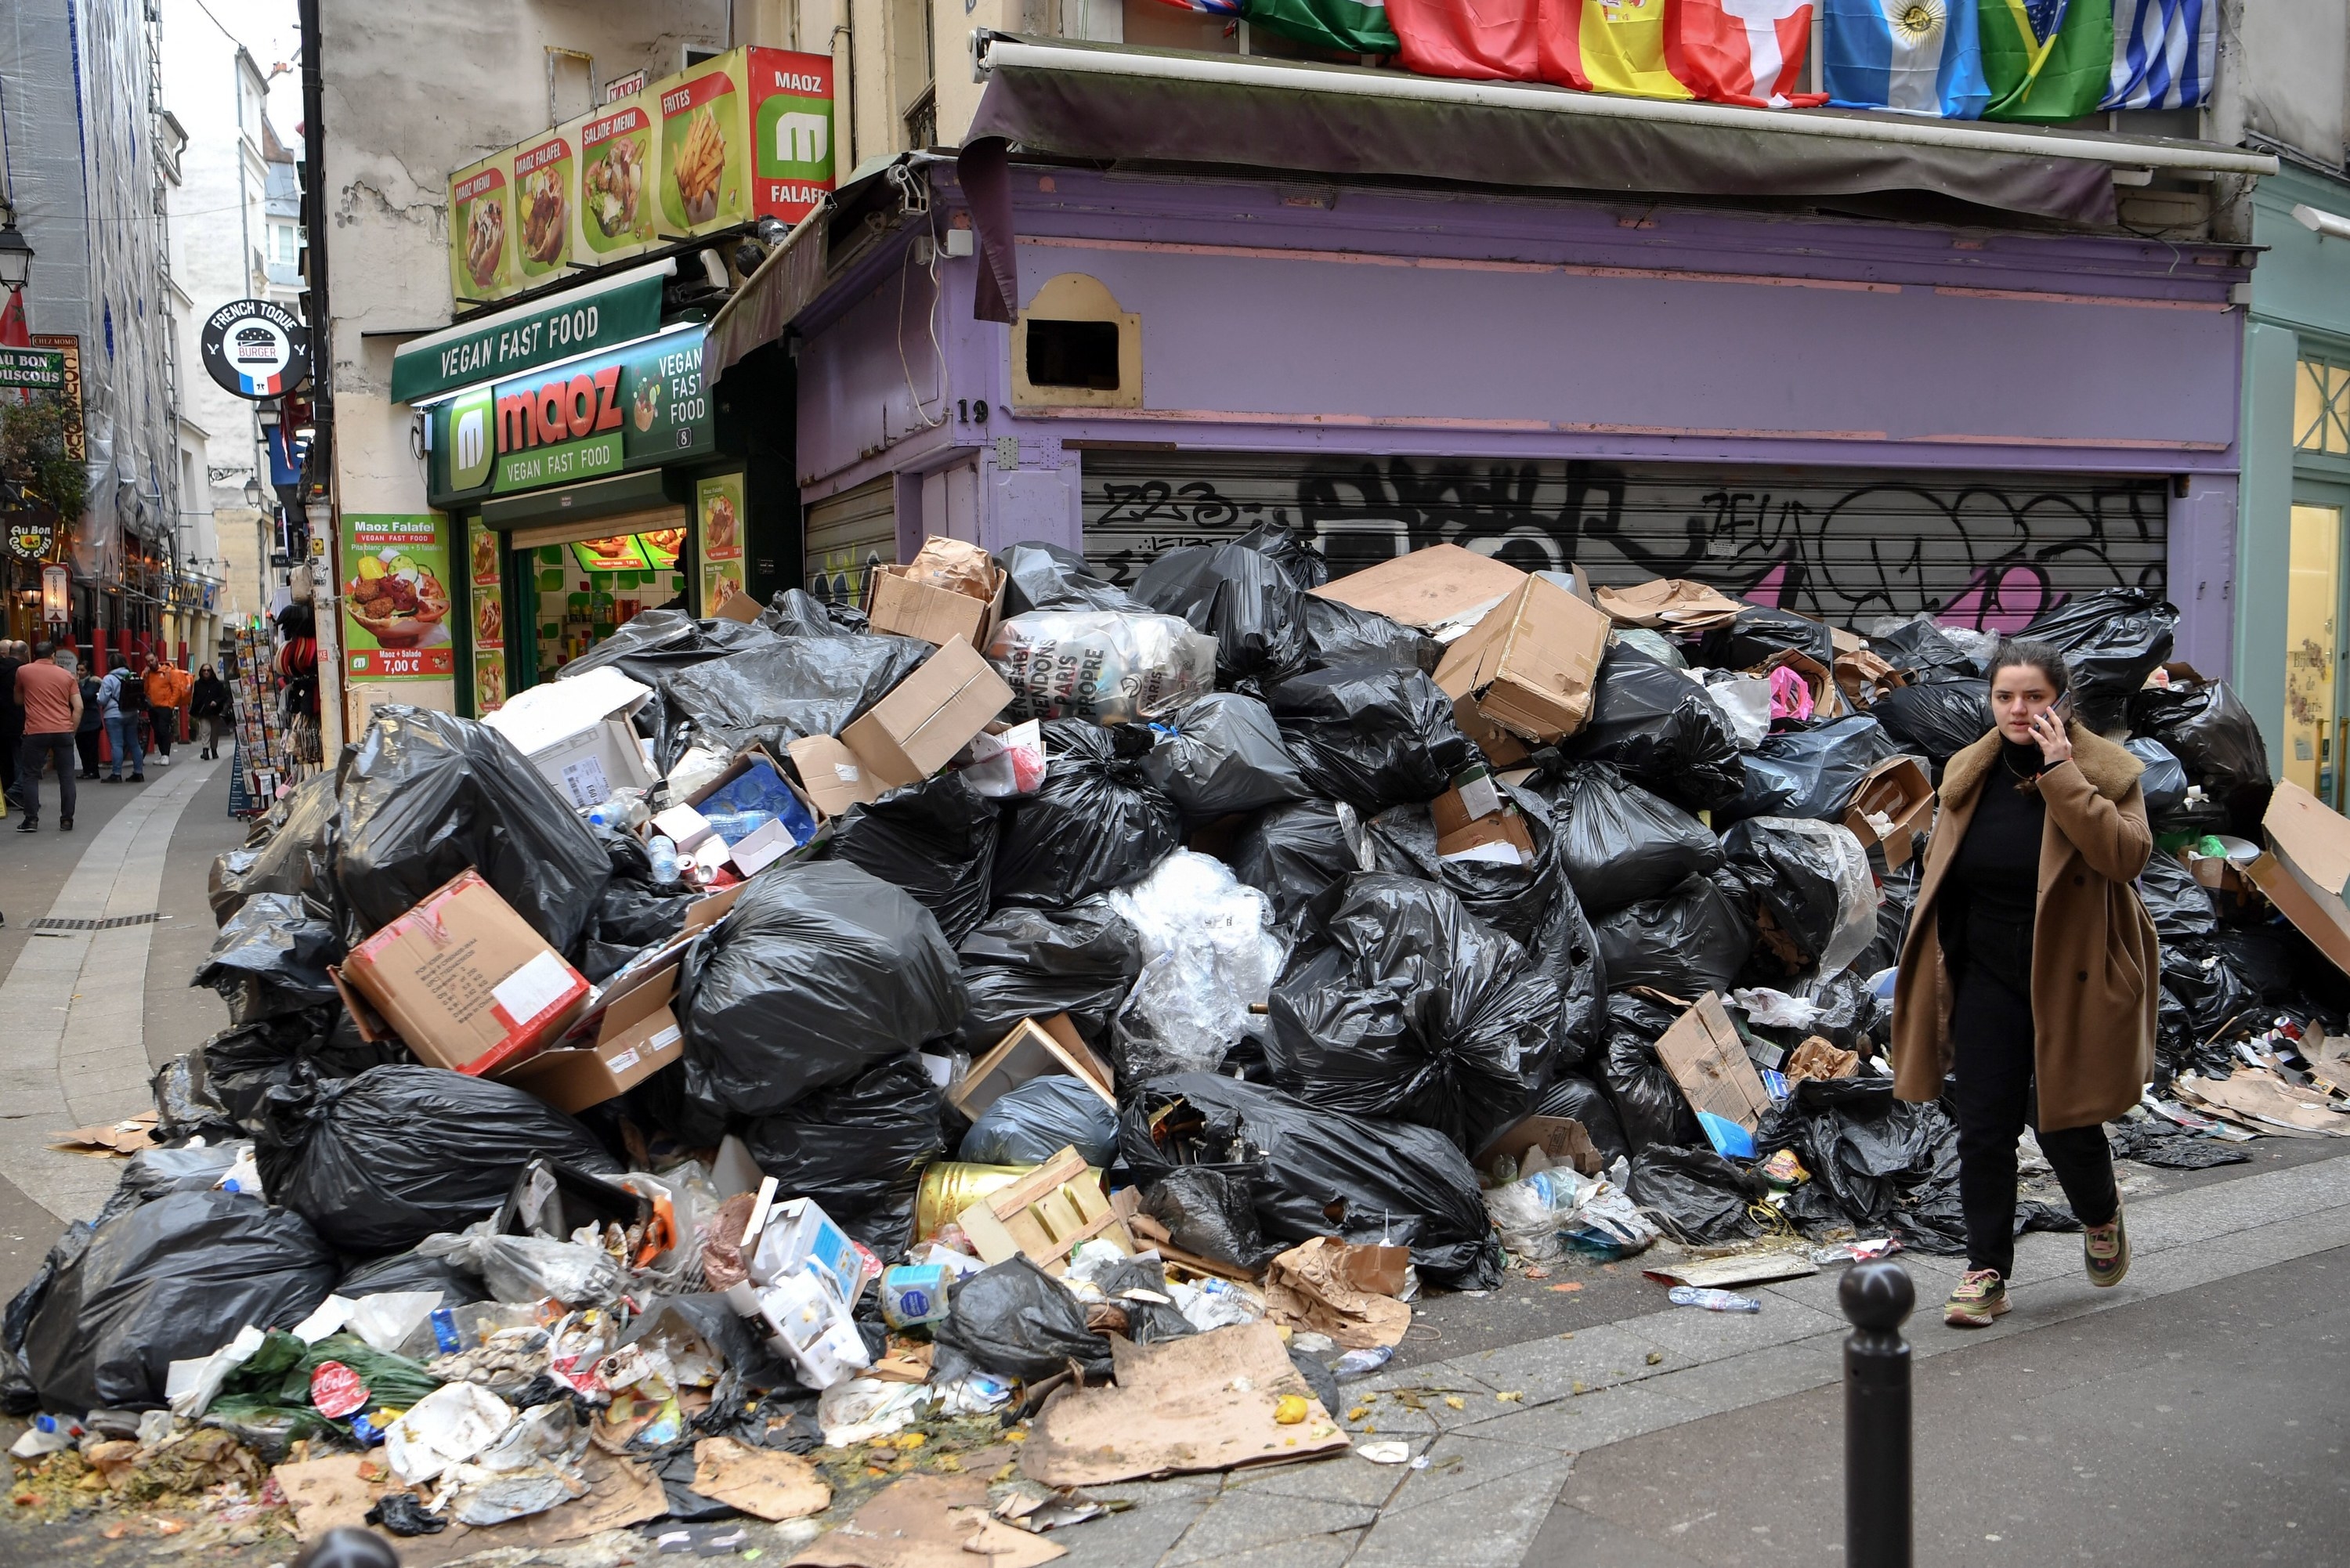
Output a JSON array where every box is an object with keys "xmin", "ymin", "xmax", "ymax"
[{"xmin": 341, "ymin": 514, "xmax": 455, "ymax": 681}]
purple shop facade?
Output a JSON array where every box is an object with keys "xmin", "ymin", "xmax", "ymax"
[{"xmin": 791, "ymin": 161, "xmax": 2247, "ymax": 673}]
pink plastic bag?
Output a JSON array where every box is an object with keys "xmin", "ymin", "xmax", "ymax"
[{"xmin": 1767, "ymin": 664, "xmax": 1814, "ymax": 722}]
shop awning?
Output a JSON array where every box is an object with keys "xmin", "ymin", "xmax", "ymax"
[
  {"xmin": 390, "ymin": 257, "xmax": 678, "ymax": 406},
  {"xmin": 703, "ymin": 202, "xmax": 831, "ymax": 390},
  {"xmin": 965, "ymin": 34, "xmax": 2275, "ymax": 231}
]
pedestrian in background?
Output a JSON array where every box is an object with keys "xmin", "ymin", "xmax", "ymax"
[
  {"xmin": 99, "ymin": 656, "xmax": 147, "ymax": 783},
  {"xmin": 12, "ymin": 642, "xmax": 81, "ymax": 833},
  {"xmin": 0, "ymin": 639, "xmax": 24, "ymax": 820},
  {"xmin": 74, "ymin": 658, "xmax": 103, "ymax": 779},
  {"xmin": 1890, "ymin": 639, "xmax": 2156, "ymax": 1328},
  {"xmin": 143, "ymin": 656, "xmax": 183, "ymax": 768},
  {"xmin": 192, "ymin": 663, "xmax": 230, "ymax": 759}
]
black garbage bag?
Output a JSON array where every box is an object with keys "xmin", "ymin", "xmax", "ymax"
[
  {"xmin": 1266, "ymin": 664, "xmax": 1478, "ymax": 813},
  {"xmin": 255, "ymin": 1064, "xmax": 620, "ymax": 1255},
  {"xmin": 1133, "ymin": 540, "xmax": 1307, "ymax": 685},
  {"xmin": 1721, "ymin": 716, "xmax": 1897, "ymax": 825},
  {"xmin": 1267, "ymin": 875, "xmax": 1560, "ymax": 1151},
  {"xmin": 932, "ymin": 1257, "xmax": 1112, "ymax": 1384},
  {"xmin": 1141, "ymin": 1167, "xmax": 1277, "ymax": 1273},
  {"xmin": 1867, "ymin": 617, "xmax": 1976, "ymax": 681},
  {"xmin": 1593, "ymin": 874, "xmax": 1752, "ymax": 999},
  {"xmin": 2208, "ymin": 925, "xmax": 2310, "ymax": 1006},
  {"xmin": 338, "ymin": 1246, "xmax": 489, "ymax": 1307},
  {"xmin": 87, "ymin": 1145, "xmax": 246, "ymax": 1232},
  {"xmin": 24, "ymin": 1190, "xmax": 337, "ymax": 1411},
  {"xmin": 2125, "ymin": 739, "xmax": 2191, "ymax": 818},
  {"xmin": 759, "ymin": 588, "xmax": 863, "ymax": 638},
  {"xmin": 157, "ymin": 1006, "xmax": 413, "ymax": 1143},
  {"xmin": 2153, "ymin": 985, "xmax": 2232, "ymax": 1082},
  {"xmin": 2138, "ymin": 852, "xmax": 2218, "ymax": 942},
  {"xmin": 1532, "ymin": 1070, "xmax": 1634, "ymax": 1168},
  {"xmin": 192, "ymin": 893, "xmax": 343, "ymax": 1024},
  {"xmin": 1754, "ymin": 1079, "xmax": 1951, "ymax": 1227},
  {"xmin": 1596, "ymin": 992, "xmax": 1705, "ymax": 1154},
  {"xmin": 742, "ymin": 1055, "xmax": 943, "ymax": 1256},
  {"xmin": 659, "ymin": 634, "xmax": 932, "ymax": 768},
  {"xmin": 1562, "ymin": 644, "xmax": 1745, "ymax": 813},
  {"xmin": 2161, "ymin": 938, "xmax": 2263, "ymax": 1044},
  {"xmin": 1233, "ymin": 521, "xmax": 1329, "ymax": 591},
  {"xmin": 1870, "ymin": 678, "xmax": 1991, "ymax": 776},
  {"xmin": 1716, "ymin": 602, "xmax": 1833, "ymax": 672},
  {"xmin": 1628, "ymin": 1147, "xmax": 1764, "ymax": 1243},
  {"xmin": 2128, "ymin": 675, "xmax": 2272, "ymax": 818},
  {"xmin": 1141, "ymin": 694, "xmax": 1311, "ymax": 826},
  {"xmin": 208, "ymin": 771, "xmax": 345, "ymax": 928},
  {"xmin": 1301, "ymin": 595, "xmax": 1434, "ymax": 674},
  {"xmin": 1890, "ymin": 1145, "xmax": 2081, "ymax": 1255},
  {"xmin": 1227, "ymin": 798, "xmax": 1376, "ymax": 940},
  {"xmin": 1549, "ymin": 763, "xmax": 1723, "ymax": 916},
  {"xmin": 960, "ymin": 1075, "xmax": 1119, "ymax": 1167},
  {"xmin": 996, "ymin": 541, "xmax": 1138, "ymax": 616},
  {"xmin": 1121, "ymin": 1072, "xmax": 1504, "ymax": 1288},
  {"xmin": 681, "ymin": 861, "xmax": 967, "ymax": 1118},
  {"xmin": 556, "ymin": 609, "xmax": 781, "ymax": 759},
  {"xmin": 831, "ymin": 770, "xmax": 1002, "ymax": 945},
  {"xmin": 2020, "ymin": 589, "xmax": 2178, "ymax": 732},
  {"xmin": 1858, "ymin": 860, "xmax": 1919, "ymax": 977},
  {"xmin": 992, "ymin": 721, "xmax": 1182, "ymax": 909},
  {"xmin": 334, "ymin": 707, "xmax": 612, "ymax": 953},
  {"xmin": 956, "ymin": 897, "xmax": 1143, "ymax": 1052},
  {"xmin": 1719, "ymin": 817, "xmax": 1875, "ymax": 981}
]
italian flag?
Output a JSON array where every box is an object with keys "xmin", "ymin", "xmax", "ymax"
[{"xmin": 1979, "ymin": 0, "xmax": 2113, "ymax": 121}]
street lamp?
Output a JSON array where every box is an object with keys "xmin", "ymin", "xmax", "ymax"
[
  {"xmin": 0, "ymin": 218, "xmax": 32, "ymax": 291},
  {"xmin": 243, "ymin": 476, "xmax": 265, "ymax": 509}
]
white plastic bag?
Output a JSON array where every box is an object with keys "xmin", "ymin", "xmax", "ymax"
[
  {"xmin": 1697, "ymin": 669, "xmax": 1773, "ymax": 750},
  {"xmin": 386, "ymin": 1382, "xmax": 517, "ymax": 1485},
  {"xmin": 418, "ymin": 1229, "xmax": 624, "ymax": 1308},
  {"xmin": 1108, "ymin": 850, "xmax": 1286, "ymax": 1076},
  {"xmin": 989, "ymin": 610, "xmax": 1217, "ymax": 724}
]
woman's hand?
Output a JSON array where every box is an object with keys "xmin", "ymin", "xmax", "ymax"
[{"xmin": 2031, "ymin": 709, "xmax": 2073, "ymax": 767}]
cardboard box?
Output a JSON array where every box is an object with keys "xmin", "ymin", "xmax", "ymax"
[
  {"xmin": 494, "ymin": 964, "xmax": 684, "ymax": 1114},
  {"xmin": 1430, "ymin": 775, "xmax": 1537, "ymax": 865},
  {"xmin": 1754, "ymin": 647, "xmax": 1845, "ymax": 721},
  {"xmin": 1842, "ymin": 757, "xmax": 1936, "ymax": 870},
  {"xmin": 1593, "ymin": 578, "xmax": 1741, "ymax": 631},
  {"xmin": 681, "ymin": 745, "xmax": 824, "ymax": 870},
  {"xmin": 787, "ymin": 637, "xmax": 1014, "ymax": 819},
  {"xmin": 337, "ymin": 870, "xmax": 591, "ymax": 1075},
  {"xmin": 481, "ymin": 666, "xmax": 656, "ymax": 810},
  {"xmin": 1435, "ymin": 576, "xmax": 1613, "ymax": 742},
  {"xmin": 1654, "ymin": 993, "xmax": 1773, "ymax": 1154},
  {"xmin": 1473, "ymin": 1115, "xmax": 1603, "ymax": 1176},
  {"xmin": 951, "ymin": 1014, "xmax": 1116, "ymax": 1119},
  {"xmin": 1309, "ymin": 544, "xmax": 1528, "ymax": 639},
  {"xmin": 2249, "ymin": 782, "xmax": 2350, "ymax": 972},
  {"xmin": 865, "ymin": 559, "xmax": 1007, "ymax": 650}
]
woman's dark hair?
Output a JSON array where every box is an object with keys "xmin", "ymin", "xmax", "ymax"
[{"xmin": 1986, "ymin": 637, "xmax": 2070, "ymax": 698}]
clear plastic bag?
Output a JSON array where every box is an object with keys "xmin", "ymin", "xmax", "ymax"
[
  {"xmin": 989, "ymin": 609, "xmax": 1217, "ymax": 724},
  {"xmin": 1108, "ymin": 850, "xmax": 1287, "ymax": 1078},
  {"xmin": 1482, "ymin": 1164, "xmax": 1658, "ymax": 1263},
  {"xmin": 418, "ymin": 1230, "xmax": 624, "ymax": 1309},
  {"xmin": 1698, "ymin": 670, "xmax": 1772, "ymax": 750}
]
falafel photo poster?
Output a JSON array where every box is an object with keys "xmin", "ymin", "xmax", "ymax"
[
  {"xmin": 341, "ymin": 513, "xmax": 457, "ymax": 681},
  {"xmin": 697, "ymin": 471, "xmax": 747, "ymax": 616}
]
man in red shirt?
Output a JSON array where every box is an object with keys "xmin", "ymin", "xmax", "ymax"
[{"xmin": 13, "ymin": 642, "xmax": 84, "ymax": 833}]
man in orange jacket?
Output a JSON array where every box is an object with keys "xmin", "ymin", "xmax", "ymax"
[{"xmin": 143, "ymin": 656, "xmax": 190, "ymax": 766}]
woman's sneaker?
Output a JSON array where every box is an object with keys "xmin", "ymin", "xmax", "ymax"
[
  {"xmin": 2084, "ymin": 1205, "xmax": 2129, "ymax": 1288},
  {"xmin": 1943, "ymin": 1269, "xmax": 2009, "ymax": 1328}
]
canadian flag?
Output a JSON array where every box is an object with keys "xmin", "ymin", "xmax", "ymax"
[{"xmin": 1666, "ymin": 0, "xmax": 1829, "ymax": 107}]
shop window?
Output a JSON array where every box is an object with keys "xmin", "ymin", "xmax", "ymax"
[
  {"xmin": 1012, "ymin": 273, "xmax": 1141, "ymax": 410},
  {"xmin": 2297, "ymin": 356, "xmax": 2350, "ymax": 455}
]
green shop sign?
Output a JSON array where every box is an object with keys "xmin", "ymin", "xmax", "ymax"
[
  {"xmin": 392, "ymin": 262, "xmax": 669, "ymax": 406},
  {"xmin": 428, "ymin": 323, "xmax": 713, "ymax": 506},
  {"xmin": 0, "ymin": 348, "xmax": 67, "ymax": 392}
]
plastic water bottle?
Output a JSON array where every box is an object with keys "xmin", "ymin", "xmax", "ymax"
[
  {"xmin": 647, "ymin": 834, "xmax": 680, "ymax": 883},
  {"xmin": 586, "ymin": 797, "xmax": 628, "ymax": 830},
  {"xmin": 1668, "ymin": 1285, "xmax": 1762, "ymax": 1313}
]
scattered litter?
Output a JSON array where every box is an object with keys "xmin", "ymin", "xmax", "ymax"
[{"xmin": 1667, "ymin": 1286, "xmax": 1763, "ymax": 1313}]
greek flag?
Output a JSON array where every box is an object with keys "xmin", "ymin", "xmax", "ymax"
[
  {"xmin": 2102, "ymin": 0, "xmax": 2216, "ymax": 109},
  {"xmin": 1823, "ymin": 0, "xmax": 1990, "ymax": 119}
]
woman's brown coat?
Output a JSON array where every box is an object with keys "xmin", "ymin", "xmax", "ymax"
[{"xmin": 1889, "ymin": 721, "xmax": 2158, "ymax": 1132}]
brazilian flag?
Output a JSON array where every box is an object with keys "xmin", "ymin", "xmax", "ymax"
[
  {"xmin": 1244, "ymin": 0, "xmax": 1399, "ymax": 56},
  {"xmin": 1979, "ymin": 0, "xmax": 2113, "ymax": 122}
]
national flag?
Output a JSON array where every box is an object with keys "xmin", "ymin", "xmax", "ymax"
[
  {"xmin": 1383, "ymin": 0, "xmax": 1544, "ymax": 81},
  {"xmin": 1822, "ymin": 0, "xmax": 1990, "ymax": 118},
  {"xmin": 1546, "ymin": 0, "xmax": 1696, "ymax": 100},
  {"xmin": 1243, "ymin": 0, "xmax": 1399, "ymax": 53},
  {"xmin": 1667, "ymin": 0, "xmax": 1830, "ymax": 107},
  {"xmin": 0, "ymin": 291, "xmax": 27, "ymax": 350},
  {"xmin": 1151, "ymin": 0, "xmax": 1245, "ymax": 12},
  {"xmin": 1979, "ymin": 0, "xmax": 2113, "ymax": 122},
  {"xmin": 2100, "ymin": 0, "xmax": 2214, "ymax": 109}
]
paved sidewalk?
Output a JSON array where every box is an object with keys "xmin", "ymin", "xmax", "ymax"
[
  {"xmin": 0, "ymin": 756, "xmax": 225, "ymax": 1224},
  {"xmin": 1054, "ymin": 1147, "xmax": 2350, "ymax": 1568}
]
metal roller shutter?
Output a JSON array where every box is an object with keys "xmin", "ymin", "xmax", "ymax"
[
  {"xmin": 804, "ymin": 477, "xmax": 897, "ymax": 608},
  {"xmin": 1079, "ymin": 452, "xmax": 2167, "ymax": 630}
]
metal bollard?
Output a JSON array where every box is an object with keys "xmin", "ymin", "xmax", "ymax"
[{"xmin": 1839, "ymin": 1259, "xmax": 1915, "ymax": 1568}]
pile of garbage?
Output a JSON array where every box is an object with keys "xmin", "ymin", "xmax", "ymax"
[{"xmin": 9, "ymin": 533, "xmax": 2348, "ymax": 1553}]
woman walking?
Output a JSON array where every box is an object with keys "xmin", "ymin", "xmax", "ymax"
[
  {"xmin": 191, "ymin": 664, "xmax": 231, "ymax": 759},
  {"xmin": 1890, "ymin": 639, "xmax": 2157, "ymax": 1328}
]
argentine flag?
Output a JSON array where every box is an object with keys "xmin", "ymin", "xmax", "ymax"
[{"xmin": 1823, "ymin": 0, "xmax": 1991, "ymax": 119}]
